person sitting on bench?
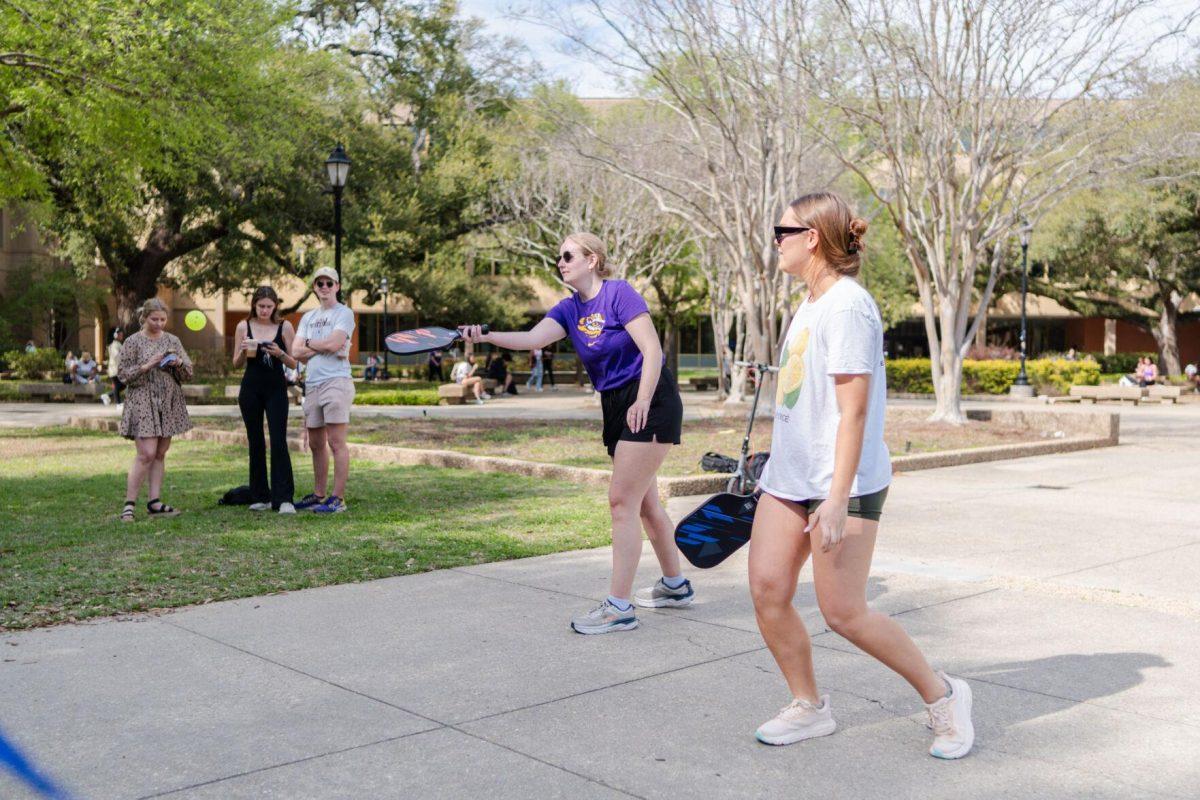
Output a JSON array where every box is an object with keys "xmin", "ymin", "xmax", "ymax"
[{"xmin": 450, "ymin": 354, "xmax": 489, "ymax": 404}]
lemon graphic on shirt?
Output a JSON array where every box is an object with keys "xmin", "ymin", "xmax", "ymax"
[{"xmin": 776, "ymin": 328, "xmax": 810, "ymax": 409}]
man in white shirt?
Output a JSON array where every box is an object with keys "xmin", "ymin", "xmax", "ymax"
[{"xmin": 291, "ymin": 267, "xmax": 356, "ymax": 513}]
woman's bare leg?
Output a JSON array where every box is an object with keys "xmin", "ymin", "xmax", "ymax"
[
  {"xmin": 810, "ymin": 516, "xmax": 945, "ymax": 703},
  {"xmin": 639, "ymin": 477, "xmax": 682, "ymax": 578},
  {"xmin": 608, "ymin": 440, "xmax": 671, "ymax": 599},
  {"xmin": 749, "ymin": 493, "xmax": 819, "ymax": 701},
  {"xmin": 126, "ymin": 437, "xmax": 157, "ymax": 503}
]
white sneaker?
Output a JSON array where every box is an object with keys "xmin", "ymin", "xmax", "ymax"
[
  {"xmin": 278, "ymin": 502, "xmax": 296, "ymax": 515},
  {"xmin": 249, "ymin": 502, "xmax": 270, "ymax": 512},
  {"xmin": 926, "ymin": 672, "xmax": 974, "ymax": 759},
  {"xmin": 482, "ymin": 392, "xmax": 493, "ymax": 400},
  {"xmin": 100, "ymin": 393, "xmax": 111, "ymax": 406},
  {"xmin": 755, "ymin": 695, "xmax": 836, "ymax": 746},
  {"xmin": 473, "ymin": 397, "xmax": 484, "ymax": 405}
]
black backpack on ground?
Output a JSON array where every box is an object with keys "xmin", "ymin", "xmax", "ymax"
[{"xmin": 218, "ymin": 485, "xmax": 255, "ymax": 506}]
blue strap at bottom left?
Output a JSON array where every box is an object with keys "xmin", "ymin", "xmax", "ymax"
[{"xmin": 0, "ymin": 728, "xmax": 74, "ymax": 800}]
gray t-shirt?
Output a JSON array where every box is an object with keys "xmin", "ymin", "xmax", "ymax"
[{"xmin": 297, "ymin": 303, "xmax": 356, "ymax": 387}]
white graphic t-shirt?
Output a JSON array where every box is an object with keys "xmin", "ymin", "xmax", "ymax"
[
  {"xmin": 296, "ymin": 303, "xmax": 356, "ymax": 387},
  {"xmin": 757, "ymin": 277, "xmax": 891, "ymax": 501}
]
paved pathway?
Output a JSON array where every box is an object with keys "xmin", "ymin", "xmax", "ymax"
[{"xmin": 1, "ymin": 404, "xmax": 1198, "ymax": 798}]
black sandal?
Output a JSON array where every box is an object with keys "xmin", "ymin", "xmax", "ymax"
[
  {"xmin": 147, "ymin": 498, "xmax": 181, "ymax": 518},
  {"xmin": 120, "ymin": 501, "xmax": 135, "ymax": 523}
]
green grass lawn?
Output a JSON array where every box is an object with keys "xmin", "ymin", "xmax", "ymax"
[{"xmin": 0, "ymin": 429, "xmax": 608, "ymax": 630}]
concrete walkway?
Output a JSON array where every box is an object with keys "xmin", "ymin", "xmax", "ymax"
[
  {"xmin": 0, "ymin": 387, "xmax": 732, "ymax": 428},
  {"xmin": 2, "ymin": 405, "xmax": 1199, "ymax": 798}
]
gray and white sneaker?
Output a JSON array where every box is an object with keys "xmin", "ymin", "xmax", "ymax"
[
  {"xmin": 755, "ymin": 695, "xmax": 836, "ymax": 746},
  {"xmin": 634, "ymin": 578, "xmax": 695, "ymax": 608},
  {"xmin": 249, "ymin": 502, "xmax": 270, "ymax": 512},
  {"xmin": 570, "ymin": 599, "xmax": 638, "ymax": 635}
]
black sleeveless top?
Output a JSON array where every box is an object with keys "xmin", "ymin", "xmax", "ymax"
[{"xmin": 242, "ymin": 322, "xmax": 286, "ymax": 383}]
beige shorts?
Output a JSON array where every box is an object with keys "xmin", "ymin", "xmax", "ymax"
[{"xmin": 304, "ymin": 377, "xmax": 355, "ymax": 428}]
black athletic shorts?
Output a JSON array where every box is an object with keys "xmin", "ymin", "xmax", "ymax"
[{"xmin": 600, "ymin": 368, "xmax": 683, "ymax": 457}]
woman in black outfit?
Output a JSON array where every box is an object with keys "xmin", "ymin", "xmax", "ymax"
[
  {"xmin": 543, "ymin": 344, "xmax": 556, "ymax": 389},
  {"xmin": 232, "ymin": 286, "xmax": 297, "ymax": 514}
]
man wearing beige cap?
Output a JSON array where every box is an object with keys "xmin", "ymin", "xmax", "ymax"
[{"xmin": 291, "ymin": 267, "xmax": 356, "ymax": 513}]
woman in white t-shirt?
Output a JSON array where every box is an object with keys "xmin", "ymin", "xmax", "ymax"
[{"xmin": 749, "ymin": 192, "xmax": 974, "ymax": 760}]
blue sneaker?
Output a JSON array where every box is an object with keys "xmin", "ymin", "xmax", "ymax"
[
  {"xmin": 312, "ymin": 495, "xmax": 347, "ymax": 514},
  {"xmin": 295, "ymin": 493, "xmax": 325, "ymax": 511}
]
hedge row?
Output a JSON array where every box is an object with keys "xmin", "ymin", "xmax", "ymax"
[
  {"xmin": 886, "ymin": 358, "xmax": 1100, "ymax": 395},
  {"xmin": 352, "ymin": 389, "xmax": 440, "ymax": 406}
]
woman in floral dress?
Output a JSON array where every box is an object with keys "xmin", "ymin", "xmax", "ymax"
[{"xmin": 118, "ymin": 299, "xmax": 193, "ymax": 521}]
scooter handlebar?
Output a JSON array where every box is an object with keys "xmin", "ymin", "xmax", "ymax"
[{"xmin": 733, "ymin": 360, "xmax": 780, "ymax": 373}]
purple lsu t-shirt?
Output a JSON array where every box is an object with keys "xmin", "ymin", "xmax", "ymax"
[{"xmin": 546, "ymin": 280, "xmax": 651, "ymax": 391}]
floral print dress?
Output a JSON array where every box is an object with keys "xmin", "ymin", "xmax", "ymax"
[{"xmin": 118, "ymin": 331, "xmax": 194, "ymax": 440}]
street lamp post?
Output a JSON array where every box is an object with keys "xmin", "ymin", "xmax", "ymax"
[
  {"xmin": 324, "ymin": 144, "xmax": 351, "ymax": 289},
  {"xmin": 380, "ymin": 276, "xmax": 390, "ymax": 380},
  {"xmin": 1010, "ymin": 219, "xmax": 1035, "ymax": 397}
]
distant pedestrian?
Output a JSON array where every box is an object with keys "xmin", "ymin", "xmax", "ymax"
[
  {"xmin": 427, "ymin": 349, "xmax": 444, "ymax": 382},
  {"xmin": 526, "ymin": 348, "xmax": 544, "ymax": 391},
  {"xmin": 102, "ymin": 329, "xmax": 125, "ymax": 405},
  {"xmin": 543, "ymin": 345, "xmax": 557, "ymax": 390}
]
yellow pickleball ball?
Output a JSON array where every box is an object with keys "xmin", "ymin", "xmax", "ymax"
[{"xmin": 184, "ymin": 310, "xmax": 207, "ymax": 331}]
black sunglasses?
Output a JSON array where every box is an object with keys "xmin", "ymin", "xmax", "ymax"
[
  {"xmin": 315, "ymin": 279, "xmax": 335, "ymax": 288},
  {"xmin": 556, "ymin": 251, "xmax": 575, "ymax": 264},
  {"xmin": 774, "ymin": 225, "xmax": 812, "ymax": 245}
]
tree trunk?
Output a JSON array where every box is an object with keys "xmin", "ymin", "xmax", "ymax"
[
  {"xmin": 114, "ymin": 274, "xmax": 159, "ymax": 333},
  {"xmin": 662, "ymin": 315, "xmax": 679, "ymax": 385},
  {"xmin": 1154, "ymin": 299, "xmax": 1181, "ymax": 377},
  {"xmin": 930, "ymin": 330, "xmax": 967, "ymax": 424}
]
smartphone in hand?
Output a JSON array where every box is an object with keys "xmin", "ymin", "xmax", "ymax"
[{"xmin": 159, "ymin": 353, "xmax": 180, "ymax": 369}]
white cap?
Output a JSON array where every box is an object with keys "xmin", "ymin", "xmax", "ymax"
[{"xmin": 311, "ymin": 267, "xmax": 339, "ymax": 285}]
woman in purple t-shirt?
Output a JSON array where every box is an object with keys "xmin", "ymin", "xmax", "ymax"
[{"xmin": 460, "ymin": 232, "xmax": 692, "ymax": 635}]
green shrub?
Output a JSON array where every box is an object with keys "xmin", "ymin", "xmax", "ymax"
[
  {"xmin": 885, "ymin": 358, "xmax": 1100, "ymax": 395},
  {"xmin": 962, "ymin": 360, "xmax": 1020, "ymax": 394},
  {"xmin": 353, "ymin": 389, "xmax": 439, "ymax": 406},
  {"xmin": 1027, "ymin": 359, "xmax": 1101, "ymax": 394},
  {"xmin": 2, "ymin": 348, "xmax": 63, "ymax": 380},
  {"xmin": 885, "ymin": 359, "xmax": 935, "ymax": 393}
]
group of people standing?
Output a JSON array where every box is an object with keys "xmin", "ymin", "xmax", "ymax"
[
  {"xmin": 459, "ymin": 190, "xmax": 973, "ymax": 759},
  {"xmin": 117, "ymin": 266, "xmax": 357, "ymax": 522},
  {"xmin": 105, "ymin": 188, "xmax": 972, "ymax": 760}
]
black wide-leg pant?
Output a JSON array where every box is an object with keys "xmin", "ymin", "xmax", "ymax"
[{"xmin": 239, "ymin": 376, "xmax": 294, "ymax": 508}]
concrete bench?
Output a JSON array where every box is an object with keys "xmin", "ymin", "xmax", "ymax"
[
  {"xmin": 1096, "ymin": 385, "xmax": 1143, "ymax": 404},
  {"xmin": 19, "ymin": 382, "xmax": 102, "ymax": 402},
  {"xmin": 180, "ymin": 384, "xmax": 213, "ymax": 400},
  {"xmin": 437, "ymin": 379, "xmax": 498, "ymax": 405},
  {"xmin": 1063, "ymin": 385, "xmax": 1101, "ymax": 402},
  {"xmin": 1065, "ymin": 385, "xmax": 1144, "ymax": 404},
  {"xmin": 689, "ymin": 376, "xmax": 720, "ymax": 391},
  {"xmin": 1146, "ymin": 385, "xmax": 1182, "ymax": 404}
]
